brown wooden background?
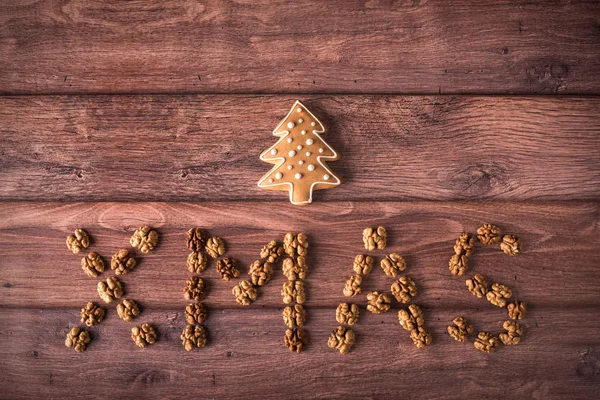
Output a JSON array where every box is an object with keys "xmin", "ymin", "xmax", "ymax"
[{"xmin": 1, "ymin": 1, "xmax": 599, "ymax": 399}]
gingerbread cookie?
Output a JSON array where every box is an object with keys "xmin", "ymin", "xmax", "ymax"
[{"xmin": 257, "ymin": 101, "xmax": 341, "ymax": 205}]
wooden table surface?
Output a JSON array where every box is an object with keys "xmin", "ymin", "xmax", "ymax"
[{"xmin": 1, "ymin": 1, "xmax": 599, "ymax": 399}]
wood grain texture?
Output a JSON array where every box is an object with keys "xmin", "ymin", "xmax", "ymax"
[
  {"xmin": 1, "ymin": 0, "xmax": 600, "ymax": 95},
  {"xmin": 1, "ymin": 95, "xmax": 599, "ymax": 202}
]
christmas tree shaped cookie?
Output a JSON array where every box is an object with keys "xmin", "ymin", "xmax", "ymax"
[{"xmin": 258, "ymin": 101, "xmax": 341, "ymax": 205}]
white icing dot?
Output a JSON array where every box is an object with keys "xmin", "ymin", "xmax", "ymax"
[
  {"xmin": 307, "ymin": 164, "xmax": 315, "ymax": 171},
  {"xmin": 319, "ymin": 148, "xmax": 324, "ymax": 153},
  {"xmin": 268, "ymin": 178, "xmax": 273, "ymax": 183},
  {"xmin": 297, "ymin": 145, "xmax": 303, "ymax": 150},
  {"xmin": 288, "ymin": 165, "xmax": 293, "ymax": 170},
  {"xmin": 287, "ymin": 122, "xmax": 295, "ymax": 129},
  {"xmin": 306, "ymin": 151, "xmax": 312, "ymax": 156},
  {"xmin": 298, "ymin": 118, "xmax": 304, "ymax": 123},
  {"xmin": 298, "ymin": 160, "xmax": 305, "ymax": 165},
  {"xmin": 301, "ymin": 130, "xmax": 307, "ymax": 135},
  {"xmin": 288, "ymin": 150, "xmax": 296, "ymax": 157},
  {"xmin": 306, "ymin": 139, "xmax": 314, "ymax": 145},
  {"xmin": 323, "ymin": 174, "xmax": 330, "ymax": 180},
  {"xmin": 297, "ymin": 107, "xmax": 302, "ymax": 113},
  {"xmin": 287, "ymin": 138, "xmax": 293, "ymax": 143},
  {"xmin": 275, "ymin": 172, "xmax": 283, "ymax": 179},
  {"xmin": 270, "ymin": 149, "xmax": 277, "ymax": 155},
  {"xmin": 294, "ymin": 173, "xmax": 303, "ymax": 180},
  {"xmin": 311, "ymin": 122, "xmax": 316, "ymax": 126}
]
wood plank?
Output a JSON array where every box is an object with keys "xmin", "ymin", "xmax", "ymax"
[
  {"xmin": 0, "ymin": 307, "xmax": 598, "ymax": 399},
  {"xmin": 1, "ymin": 1, "xmax": 599, "ymax": 94},
  {"xmin": 1, "ymin": 202, "xmax": 598, "ymax": 309},
  {"xmin": 1, "ymin": 95, "xmax": 599, "ymax": 201}
]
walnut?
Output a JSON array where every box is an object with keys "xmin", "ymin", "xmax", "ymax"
[
  {"xmin": 499, "ymin": 320, "xmax": 523, "ymax": 345},
  {"xmin": 281, "ymin": 280, "xmax": 305, "ymax": 304},
  {"xmin": 80, "ymin": 302, "xmax": 105, "ymax": 327},
  {"xmin": 507, "ymin": 301, "xmax": 527, "ymax": 320},
  {"xmin": 232, "ymin": 280, "xmax": 257, "ymax": 305},
  {"xmin": 366, "ymin": 291, "xmax": 391, "ymax": 314},
  {"xmin": 66, "ymin": 229, "xmax": 89, "ymax": 254},
  {"xmin": 65, "ymin": 327, "xmax": 91, "ymax": 352},
  {"xmin": 184, "ymin": 276, "xmax": 207, "ymax": 301},
  {"xmin": 336, "ymin": 303, "xmax": 360, "ymax": 325},
  {"xmin": 454, "ymin": 233, "xmax": 475, "ymax": 256},
  {"xmin": 327, "ymin": 326, "xmax": 355, "ymax": 354},
  {"xmin": 398, "ymin": 304, "xmax": 425, "ymax": 331},
  {"xmin": 363, "ymin": 226, "xmax": 387, "ymax": 251},
  {"xmin": 466, "ymin": 274, "xmax": 488, "ymax": 298},
  {"xmin": 500, "ymin": 235, "xmax": 521, "ymax": 256},
  {"xmin": 185, "ymin": 302, "xmax": 208, "ymax": 324},
  {"xmin": 343, "ymin": 275, "xmax": 362, "ymax": 297},
  {"xmin": 486, "ymin": 283, "xmax": 512, "ymax": 307},
  {"xmin": 186, "ymin": 227, "xmax": 208, "ymax": 252},
  {"xmin": 260, "ymin": 241, "xmax": 284, "ymax": 263},
  {"xmin": 282, "ymin": 256, "xmax": 307, "ymax": 281},
  {"xmin": 447, "ymin": 316, "xmax": 473, "ymax": 342},
  {"xmin": 187, "ymin": 251, "xmax": 207, "ymax": 274},
  {"xmin": 81, "ymin": 252, "xmax": 104, "ymax": 277},
  {"xmin": 110, "ymin": 249, "xmax": 136, "ymax": 275},
  {"xmin": 474, "ymin": 332, "xmax": 500, "ymax": 353},
  {"xmin": 116, "ymin": 299, "xmax": 140, "ymax": 322},
  {"xmin": 283, "ymin": 233, "xmax": 308, "ymax": 258},
  {"xmin": 97, "ymin": 276, "xmax": 123, "ymax": 303},
  {"xmin": 449, "ymin": 253, "xmax": 468, "ymax": 276},
  {"xmin": 283, "ymin": 304, "xmax": 306, "ymax": 328},
  {"xmin": 390, "ymin": 276, "xmax": 417, "ymax": 304},
  {"xmin": 477, "ymin": 224, "xmax": 502, "ymax": 245},
  {"xmin": 284, "ymin": 328, "xmax": 306, "ymax": 352},
  {"xmin": 131, "ymin": 323, "xmax": 157, "ymax": 348},
  {"xmin": 181, "ymin": 324, "xmax": 207, "ymax": 351},
  {"xmin": 381, "ymin": 253, "xmax": 406, "ymax": 277},
  {"xmin": 353, "ymin": 254, "xmax": 374, "ymax": 275},
  {"xmin": 216, "ymin": 257, "xmax": 240, "ymax": 281},
  {"xmin": 409, "ymin": 327, "xmax": 432, "ymax": 348},
  {"xmin": 248, "ymin": 259, "xmax": 274, "ymax": 286},
  {"xmin": 130, "ymin": 226, "xmax": 158, "ymax": 253},
  {"xmin": 205, "ymin": 236, "xmax": 225, "ymax": 259}
]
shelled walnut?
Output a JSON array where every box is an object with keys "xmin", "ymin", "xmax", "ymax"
[
  {"xmin": 507, "ymin": 301, "xmax": 527, "ymax": 320},
  {"xmin": 181, "ymin": 324, "xmax": 208, "ymax": 351},
  {"xmin": 366, "ymin": 291, "xmax": 391, "ymax": 314},
  {"xmin": 477, "ymin": 224, "xmax": 502, "ymax": 245},
  {"xmin": 80, "ymin": 302, "xmax": 105, "ymax": 327},
  {"xmin": 131, "ymin": 324, "xmax": 157, "ymax": 348},
  {"xmin": 327, "ymin": 326, "xmax": 355, "ymax": 354},
  {"xmin": 205, "ymin": 237, "xmax": 225, "ymax": 259},
  {"xmin": 65, "ymin": 327, "xmax": 91, "ymax": 353},
  {"xmin": 499, "ymin": 320, "xmax": 523, "ymax": 345},
  {"xmin": 260, "ymin": 241, "xmax": 284, "ymax": 263},
  {"xmin": 447, "ymin": 316, "xmax": 473, "ymax": 342},
  {"xmin": 186, "ymin": 227, "xmax": 208, "ymax": 252},
  {"xmin": 248, "ymin": 259, "xmax": 274, "ymax": 286},
  {"xmin": 343, "ymin": 275, "xmax": 362, "ymax": 297},
  {"xmin": 81, "ymin": 252, "xmax": 104, "ymax": 277},
  {"xmin": 409, "ymin": 327, "xmax": 432, "ymax": 348},
  {"xmin": 381, "ymin": 253, "xmax": 406, "ymax": 277},
  {"xmin": 185, "ymin": 302, "xmax": 208, "ymax": 324},
  {"xmin": 353, "ymin": 254, "xmax": 374, "ymax": 275},
  {"xmin": 363, "ymin": 226, "xmax": 387, "ymax": 251},
  {"xmin": 466, "ymin": 274, "xmax": 488, "ymax": 298},
  {"xmin": 232, "ymin": 280, "xmax": 257, "ymax": 306},
  {"xmin": 97, "ymin": 276, "xmax": 123, "ymax": 303},
  {"xmin": 284, "ymin": 328, "xmax": 306, "ymax": 353},
  {"xmin": 335, "ymin": 303, "xmax": 359, "ymax": 325},
  {"xmin": 283, "ymin": 304, "xmax": 306, "ymax": 328},
  {"xmin": 486, "ymin": 283, "xmax": 512, "ymax": 307},
  {"xmin": 116, "ymin": 299, "xmax": 140, "ymax": 322},
  {"xmin": 187, "ymin": 251, "xmax": 207, "ymax": 274},
  {"xmin": 500, "ymin": 235, "xmax": 521, "ymax": 256},
  {"xmin": 130, "ymin": 226, "xmax": 158, "ymax": 253},
  {"xmin": 283, "ymin": 233, "xmax": 308, "ymax": 258},
  {"xmin": 449, "ymin": 253, "xmax": 468, "ymax": 276},
  {"xmin": 66, "ymin": 229, "xmax": 90, "ymax": 254},
  {"xmin": 474, "ymin": 332, "xmax": 500, "ymax": 353},
  {"xmin": 281, "ymin": 280, "xmax": 306, "ymax": 304},
  {"xmin": 216, "ymin": 257, "xmax": 240, "ymax": 281},
  {"xmin": 111, "ymin": 249, "xmax": 136, "ymax": 275},
  {"xmin": 398, "ymin": 304, "xmax": 425, "ymax": 332},
  {"xmin": 390, "ymin": 276, "xmax": 417, "ymax": 304},
  {"xmin": 184, "ymin": 276, "xmax": 207, "ymax": 301},
  {"xmin": 453, "ymin": 233, "xmax": 475, "ymax": 256},
  {"xmin": 282, "ymin": 257, "xmax": 307, "ymax": 281}
]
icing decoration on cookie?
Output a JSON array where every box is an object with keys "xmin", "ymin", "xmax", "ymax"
[{"xmin": 257, "ymin": 100, "xmax": 342, "ymax": 205}]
